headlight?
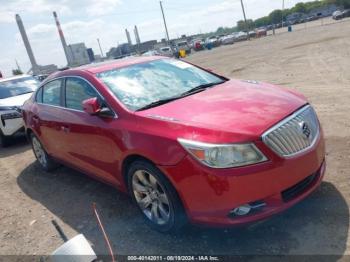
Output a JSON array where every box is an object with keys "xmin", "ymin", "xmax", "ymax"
[
  {"xmin": 178, "ymin": 138, "xmax": 268, "ymax": 168},
  {"xmin": 1, "ymin": 111, "xmax": 22, "ymax": 120}
]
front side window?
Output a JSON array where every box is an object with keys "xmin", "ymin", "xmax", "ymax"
[
  {"xmin": 96, "ymin": 59, "xmax": 224, "ymax": 111},
  {"xmin": 0, "ymin": 76, "xmax": 39, "ymax": 99},
  {"xmin": 42, "ymin": 80, "xmax": 62, "ymax": 106},
  {"xmin": 65, "ymin": 78, "xmax": 98, "ymax": 110}
]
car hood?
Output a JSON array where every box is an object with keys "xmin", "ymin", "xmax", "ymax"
[
  {"xmin": 136, "ymin": 80, "xmax": 307, "ymax": 140},
  {"xmin": 0, "ymin": 92, "xmax": 33, "ymax": 108}
]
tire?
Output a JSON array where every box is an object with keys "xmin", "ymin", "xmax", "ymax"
[
  {"xmin": 127, "ymin": 160, "xmax": 187, "ymax": 233},
  {"xmin": 30, "ymin": 133, "xmax": 60, "ymax": 172},
  {"xmin": 0, "ymin": 132, "xmax": 10, "ymax": 147}
]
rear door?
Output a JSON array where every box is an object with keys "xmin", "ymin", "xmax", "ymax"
[{"xmin": 59, "ymin": 76, "xmax": 120, "ymax": 185}]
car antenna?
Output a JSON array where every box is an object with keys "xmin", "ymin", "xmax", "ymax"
[{"xmin": 93, "ymin": 202, "xmax": 116, "ymax": 262}]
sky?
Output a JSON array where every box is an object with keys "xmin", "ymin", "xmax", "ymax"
[{"xmin": 0, "ymin": 0, "xmax": 313, "ymax": 77}]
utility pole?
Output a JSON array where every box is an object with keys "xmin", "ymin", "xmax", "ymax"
[
  {"xmin": 160, "ymin": 1, "xmax": 170, "ymax": 44},
  {"xmin": 97, "ymin": 38, "xmax": 104, "ymax": 58},
  {"xmin": 281, "ymin": 0, "xmax": 285, "ymax": 28},
  {"xmin": 240, "ymin": 0, "xmax": 250, "ymax": 40},
  {"xmin": 15, "ymin": 59, "xmax": 21, "ymax": 71}
]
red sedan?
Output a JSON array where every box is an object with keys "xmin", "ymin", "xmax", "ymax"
[{"xmin": 22, "ymin": 57, "xmax": 325, "ymax": 232}]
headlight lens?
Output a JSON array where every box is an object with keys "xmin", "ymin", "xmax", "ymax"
[
  {"xmin": 178, "ymin": 138, "xmax": 268, "ymax": 168},
  {"xmin": 1, "ymin": 111, "xmax": 22, "ymax": 120}
]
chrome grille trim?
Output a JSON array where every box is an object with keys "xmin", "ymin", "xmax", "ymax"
[{"xmin": 262, "ymin": 105, "xmax": 320, "ymax": 158}]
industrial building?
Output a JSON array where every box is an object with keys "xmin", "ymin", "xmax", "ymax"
[{"xmin": 66, "ymin": 43, "xmax": 90, "ymax": 66}]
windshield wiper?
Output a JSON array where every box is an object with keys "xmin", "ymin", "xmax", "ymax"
[
  {"xmin": 178, "ymin": 82, "xmax": 224, "ymax": 97},
  {"xmin": 136, "ymin": 81, "xmax": 225, "ymax": 111},
  {"xmin": 136, "ymin": 97, "xmax": 181, "ymax": 111}
]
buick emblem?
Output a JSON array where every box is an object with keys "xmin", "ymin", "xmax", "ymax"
[{"xmin": 299, "ymin": 121, "xmax": 311, "ymax": 139}]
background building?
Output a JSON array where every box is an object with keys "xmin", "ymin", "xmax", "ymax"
[{"xmin": 67, "ymin": 43, "xmax": 90, "ymax": 66}]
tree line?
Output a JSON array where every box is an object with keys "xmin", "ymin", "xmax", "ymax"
[{"xmin": 212, "ymin": 0, "xmax": 349, "ymax": 35}]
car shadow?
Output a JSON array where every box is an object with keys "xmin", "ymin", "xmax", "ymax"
[
  {"xmin": 0, "ymin": 136, "xmax": 30, "ymax": 158},
  {"xmin": 17, "ymin": 163, "xmax": 348, "ymax": 259}
]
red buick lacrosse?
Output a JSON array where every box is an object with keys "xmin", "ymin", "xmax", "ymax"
[{"xmin": 22, "ymin": 56, "xmax": 325, "ymax": 232}]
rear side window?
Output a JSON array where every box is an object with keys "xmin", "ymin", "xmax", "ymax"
[
  {"xmin": 65, "ymin": 77, "xmax": 98, "ymax": 111},
  {"xmin": 36, "ymin": 87, "xmax": 43, "ymax": 103},
  {"xmin": 42, "ymin": 80, "xmax": 62, "ymax": 106}
]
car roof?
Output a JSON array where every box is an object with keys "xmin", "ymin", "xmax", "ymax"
[
  {"xmin": 76, "ymin": 56, "xmax": 165, "ymax": 74},
  {"xmin": 0, "ymin": 74, "xmax": 33, "ymax": 83}
]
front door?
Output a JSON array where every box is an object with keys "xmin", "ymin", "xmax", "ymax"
[{"xmin": 59, "ymin": 77, "xmax": 122, "ymax": 185}]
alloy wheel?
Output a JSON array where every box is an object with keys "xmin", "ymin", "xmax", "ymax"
[
  {"xmin": 32, "ymin": 136, "xmax": 47, "ymax": 167},
  {"xmin": 132, "ymin": 170, "xmax": 171, "ymax": 225}
]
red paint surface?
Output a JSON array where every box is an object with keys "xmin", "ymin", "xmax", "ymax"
[{"xmin": 22, "ymin": 57, "xmax": 325, "ymax": 226}]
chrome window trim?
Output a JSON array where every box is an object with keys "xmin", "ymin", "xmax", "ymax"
[
  {"xmin": 36, "ymin": 75, "xmax": 118, "ymax": 119},
  {"xmin": 261, "ymin": 104, "xmax": 320, "ymax": 158}
]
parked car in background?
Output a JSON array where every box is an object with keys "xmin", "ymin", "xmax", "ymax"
[
  {"xmin": 220, "ymin": 34, "xmax": 235, "ymax": 45},
  {"xmin": 142, "ymin": 50, "xmax": 161, "ymax": 56},
  {"xmin": 192, "ymin": 39, "xmax": 205, "ymax": 51},
  {"xmin": 249, "ymin": 31, "xmax": 257, "ymax": 38},
  {"xmin": 266, "ymin": 25, "xmax": 274, "ymax": 31},
  {"xmin": 343, "ymin": 9, "xmax": 350, "ymax": 18},
  {"xmin": 234, "ymin": 31, "xmax": 249, "ymax": 41},
  {"xmin": 256, "ymin": 28, "xmax": 267, "ymax": 37},
  {"xmin": 0, "ymin": 75, "xmax": 39, "ymax": 146},
  {"xmin": 176, "ymin": 41, "xmax": 191, "ymax": 54},
  {"xmin": 34, "ymin": 74, "xmax": 49, "ymax": 82},
  {"xmin": 306, "ymin": 15, "xmax": 318, "ymax": 22},
  {"xmin": 333, "ymin": 10, "xmax": 343, "ymax": 20},
  {"xmin": 23, "ymin": 57, "xmax": 325, "ymax": 232},
  {"xmin": 158, "ymin": 46, "xmax": 173, "ymax": 57},
  {"xmin": 205, "ymin": 36, "xmax": 220, "ymax": 47},
  {"xmin": 333, "ymin": 9, "xmax": 350, "ymax": 20}
]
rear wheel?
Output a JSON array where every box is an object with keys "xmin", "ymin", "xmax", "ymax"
[
  {"xmin": 30, "ymin": 133, "xmax": 59, "ymax": 171},
  {"xmin": 127, "ymin": 160, "xmax": 187, "ymax": 232}
]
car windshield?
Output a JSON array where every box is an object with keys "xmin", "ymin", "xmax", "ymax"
[
  {"xmin": 0, "ymin": 76, "xmax": 39, "ymax": 99},
  {"xmin": 96, "ymin": 59, "xmax": 224, "ymax": 111}
]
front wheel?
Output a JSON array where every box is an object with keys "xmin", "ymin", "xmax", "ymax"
[
  {"xmin": 0, "ymin": 132, "xmax": 10, "ymax": 147},
  {"xmin": 128, "ymin": 160, "xmax": 187, "ymax": 232},
  {"xmin": 30, "ymin": 133, "xmax": 59, "ymax": 172}
]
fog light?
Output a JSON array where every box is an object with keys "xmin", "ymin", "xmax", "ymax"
[
  {"xmin": 231, "ymin": 204, "xmax": 252, "ymax": 216},
  {"xmin": 229, "ymin": 201, "xmax": 266, "ymax": 218}
]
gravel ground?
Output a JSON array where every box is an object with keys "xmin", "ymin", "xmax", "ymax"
[{"xmin": 0, "ymin": 17, "xmax": 349, "ymax": 259}]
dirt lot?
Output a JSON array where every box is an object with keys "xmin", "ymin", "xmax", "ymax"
[{"xmin": 1, "ymin": 18, "xmax": 350, "ymax": 259}]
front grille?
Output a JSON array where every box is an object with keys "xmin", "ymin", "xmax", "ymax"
[
  {"xmin": 281, "ymin": 171, "xmax": 320, "ymax": 202},
  {"xmin": 262, "ymin": 105, "xmax": 320, "ymax": 157}
]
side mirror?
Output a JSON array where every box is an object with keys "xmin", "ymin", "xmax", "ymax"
[{"xmin": 82, "ymin": 97, "xmax": 101, "ymax": 115}]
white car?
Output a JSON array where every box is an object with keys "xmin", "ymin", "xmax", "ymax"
[
  {"xmin": 158, "ymin": 46, "xmax": 173, "ymax": 57},
  {"xmin": 0, "ymin": 75, "xmax": 39, "ymax": 147},
  {"xmin": 142, "ymin": 50, "xmax": 161, "ymax": 56},
  {"xmin": 220, "ymin": 35, "xmax": 235, "ymax": 45}
]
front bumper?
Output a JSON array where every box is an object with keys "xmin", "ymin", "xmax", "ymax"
[
  {"xmin": 159, "ymin": 133, "xmax": 325, "ymax": 227},
  {"xmin": 0, "ymin": 116, "xmax": 24, "ymax": 136}
]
